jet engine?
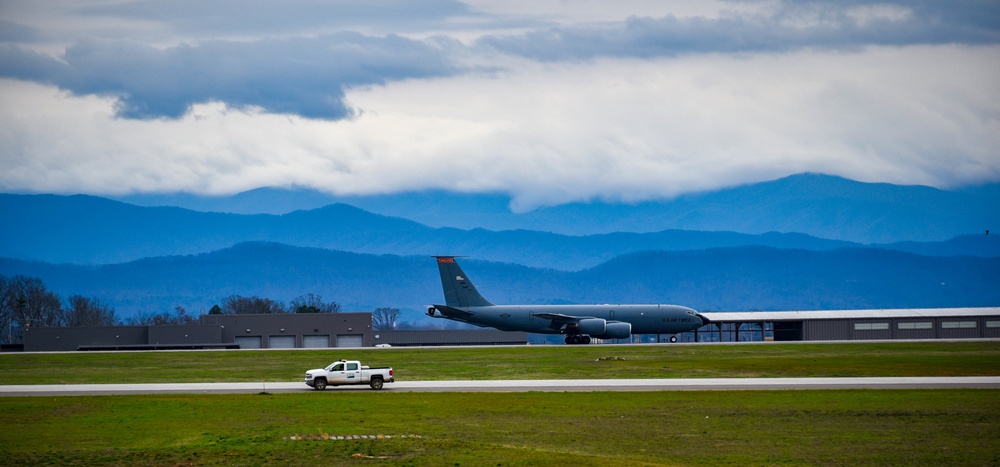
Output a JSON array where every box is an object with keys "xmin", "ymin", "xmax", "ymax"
[
  {"xmin": 595, "ymin": 321, "xmax": 632, "ymax": 339},
  {"xmin": 576, "ymin": 318, "xmax": 607, "ymax": 336}
]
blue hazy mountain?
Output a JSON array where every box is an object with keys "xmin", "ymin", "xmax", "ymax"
[
  {"xmin": 112, "ymin": 173, "xmax": 999, "ymax": 243},
  {"xmin": 3, "ymin": 193, "xmax": 998, "ymax": 270},
  {"xmin": 2, "ymin": 243, "xmax": 997, "ymax": 321}
]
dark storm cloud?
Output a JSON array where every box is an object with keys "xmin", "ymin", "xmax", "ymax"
[
  {"xmin": 478, "ymin": 1, "xmax": 1000, "ymax": 60},
  {"xmin": 0, "ymin": 33, "xmax": 462, "ymax": 119}
]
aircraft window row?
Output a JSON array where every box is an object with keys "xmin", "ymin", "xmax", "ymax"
[{"xmin": 897, "ymin": 322, "xmax": 932, "ymax": 330}]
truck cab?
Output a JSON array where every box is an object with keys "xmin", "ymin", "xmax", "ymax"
[{"xmin": 326, "ymin": 360, "xmax": 361, "ymax": 385}]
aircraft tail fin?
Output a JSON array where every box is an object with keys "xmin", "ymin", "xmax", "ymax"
[{"xmin": 434, "ymin": 256, "xmax": 494, "ymax": 307}]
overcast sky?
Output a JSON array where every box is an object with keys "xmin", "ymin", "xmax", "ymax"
[{"xmin": 1, "ymin": 0, "xmax": 998, "ymax": 210}]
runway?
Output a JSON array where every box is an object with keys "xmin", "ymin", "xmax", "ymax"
[{"xmin": 2, "ymin": 377, "xmax": 998, "ymax": 396}]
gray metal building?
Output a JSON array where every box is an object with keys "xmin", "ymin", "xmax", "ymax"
[
  {"xmin": 24, "ymin": 325, "xmax": 229, "ymax": 352},
  {"xmin": 20, "ymin": 307, "xmax": 1000, "ymax": 351},
  {"xmin": 21, "ymin": 313, "xmax": 525, "ymax": 351},
  {"xmin": 200, "ymin": 312, "xmax": 374, "ymax": 348},
  {"xmin": 23, "ymin": 313, "xmax": 374, "ymax": 351},
  {"xmin": 691, "ymin": 307, "xmax": 1000, "ymax": 342}
]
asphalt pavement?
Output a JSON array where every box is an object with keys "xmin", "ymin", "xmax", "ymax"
[{"xmin": 2, "ymin": 377, "xmax": 998, "ymax": 396}]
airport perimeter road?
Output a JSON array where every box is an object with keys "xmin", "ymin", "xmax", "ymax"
[{"xmin": 2, "ymin": 377, "xmax": 999, "ymax": 396}]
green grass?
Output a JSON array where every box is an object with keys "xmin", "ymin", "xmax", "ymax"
[
  {"xmin": 1, "ymin": 341, "xmax": 998, "ymax": 384},
  {"xmin": 2, "ymin": 341, "xmax": 998, "ymax": 465},
  {"xmin": 2, "ymin": 390, "xmax": 998, "ymax": 465}
]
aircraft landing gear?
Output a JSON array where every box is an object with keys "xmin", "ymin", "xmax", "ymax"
[{"xmin": 565, "ymin": 334, "xmax": 592, "ymax": 345}]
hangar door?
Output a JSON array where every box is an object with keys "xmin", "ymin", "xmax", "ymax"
[
  {"xmin": 269, "ymin": 335, "xmax": 295, "ymax": 349},
  {"xmin": 234, "ymin": 336, "xmax": 262, "ymax": 349},
  {"xmin": 303, "ymin": 335, "xmax": 330, "ymax": 348},
  {"xmin": 773, "ymin": 322, "xmax": 803, "ymax": 341},
  {"xmin": 336, "ymin": 334, "xmax": 363, "ymax": 347}
]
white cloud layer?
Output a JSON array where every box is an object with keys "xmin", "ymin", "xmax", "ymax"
[{"xmin": 0, "ymin": 0, "xmax": 998, "ymax": 208}]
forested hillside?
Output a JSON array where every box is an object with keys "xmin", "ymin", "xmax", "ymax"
[
  {"xmin": 2, "ymin": 193, "xmax": 998, "ymax": 270},
  {"xmin": 2, "ymin": 243, "xmax": 997, "ymax": 323},
  {"xmin": 2, "ymin": 173, "xmax": 997, "ymax": 327},
  {"xmin": 113, "ymin": 174, "xmax": 1000, "ymax": 243}
]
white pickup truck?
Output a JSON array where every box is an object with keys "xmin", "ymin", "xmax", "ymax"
[{"xmin": 304, "ymin": 359, "xmax": 394, "ymax": 390}]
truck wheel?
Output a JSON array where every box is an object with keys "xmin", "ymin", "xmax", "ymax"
[
  {"xmin": 369, "ymin": 378, "xmax": 384, "ymax": 390},
  {"xmin": 314, "ymin": 379, "xmax": 327, "ymax": 390},
  {"xmin": 670, "ymin": 335, "xmax": 678, "ymax": 343}
]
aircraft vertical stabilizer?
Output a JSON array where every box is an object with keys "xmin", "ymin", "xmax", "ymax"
[{"xmin": 434, "ymin": 256, "xmax": 494, "ymax": 307}]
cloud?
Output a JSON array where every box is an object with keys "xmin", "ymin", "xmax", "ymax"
[
  {"xmin": 477, "ymin": 1, "xmax": 1000, "ymax": 60},
  {"xmin": 3, "ymin": 43, "xmax": 997, "ymax": 208},
  {"xmin": 1, "ymin": 0, "xmax": 999, "ymax": 203},
  {"xmin": 0, "ymin": 33, "xmax": 462, "ymax": 119},
  {"xmin": 0, "ymin": 19, "xmax": 38, "ymax": 42},
  {"xmin": 3, "ymin": 1, "xmax": 998, "ymax": 121},
  {"xmin": 78, "ymin": 0, "xmax": 476, "ymax": 37}
]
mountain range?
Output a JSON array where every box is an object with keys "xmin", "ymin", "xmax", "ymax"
[
  {"xmin": 111, "ymin": 173, "xmax": 999, "ymax": 244},
  {"xmin": 1, "ymin": 242, "xmax": 997, "ymax": 322},
  {"xmin": 2, "ymin": 179, "xmax": 999, "ymax": 270},
  {"xmin": 1, "ymin": 173, "xmax": 997, "ymax": 323}
]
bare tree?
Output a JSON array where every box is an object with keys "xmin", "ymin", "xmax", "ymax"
[
  {"xmin": 170, "ymin": 306, "xmax": 198, "ymax": 324},
  {"xmin": 0, "ymin": 276, "xmax": 13, "ymax": 344},
  {"xmin": 62, "ymin": 295, "xmax": 118, "ymax": 327},
  {"xmin": 124, "ymin": 306, "xmax": 197, "ymax": 326},
  {"xmin": 289, "ymin": 293, "xmax": 340, "ymax": 313},
  {"xmin": 221, "ymin": 295, "xmax": 286, "ymax": 314},
  {"xmin": 372, "ymin": 307, "xmax": 400, "ymax": 331},
  {"xmin": 0, "ymin": 275, "xmax": 62, "ymax": 343}
]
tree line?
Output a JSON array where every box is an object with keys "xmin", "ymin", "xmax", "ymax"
[{"xmin": 0, "ymin": 275, "xmax": 350, "ymax": 345}]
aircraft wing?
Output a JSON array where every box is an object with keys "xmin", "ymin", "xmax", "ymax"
[{"xmin": 532, "ymin": 312, "xmax": 586, "ymax": 323}]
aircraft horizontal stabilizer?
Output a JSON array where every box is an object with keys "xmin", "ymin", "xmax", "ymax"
[{"xmin": 429, "ymin": 305, "xmax": 475, "ymax": 317}]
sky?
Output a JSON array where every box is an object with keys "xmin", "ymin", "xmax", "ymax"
[{"xmin": 1, "ymin": 0, "xmax": 998, "ymax": 211}]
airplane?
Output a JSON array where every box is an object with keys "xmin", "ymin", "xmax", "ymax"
[{"xmin": 426, "ymin": 256, "xmax": 710, "ymax": 344}]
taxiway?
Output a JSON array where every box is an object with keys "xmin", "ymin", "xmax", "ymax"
[{"xmin": 2, "ymin": 377, "xmax": 998, "ymax": 396}]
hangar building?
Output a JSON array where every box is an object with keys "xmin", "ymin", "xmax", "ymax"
[
  {"xmin": 17, "ymin": 307, "xmax": 999, "ymax": 351},
  {"xmin": 686, "ymin": 307, "xmax": 1000, "ymax": 342},
  {"xmin": 21, "ymin": 312, "xmax": 527, "ymax": 351}
]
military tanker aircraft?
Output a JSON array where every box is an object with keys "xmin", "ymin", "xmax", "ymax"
[{"xmin": 427, "ymin": 256, "xmax": 710, "ymax": 344}]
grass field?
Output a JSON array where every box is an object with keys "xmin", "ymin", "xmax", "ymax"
[
  {"xmin": 2, "ymin": 341, "xmax": 999, "ymax": 465},
  {"xmin": 2, "ymin": 390, "xmax": 998, "ymax": 465},
  {"xmin": 1, "ymin": 341, "xmax": 998, "ymax": 384}
]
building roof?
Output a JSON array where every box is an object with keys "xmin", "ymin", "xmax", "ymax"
[{"xmin": 701, "ymin": 307, "xmax": 1000, "ymax": 322}]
